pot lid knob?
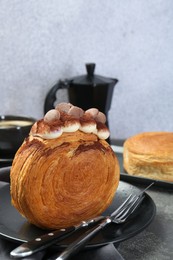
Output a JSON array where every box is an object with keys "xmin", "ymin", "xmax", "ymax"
[{"xmin": 86, "ymin": 63, "xmax": 95, "ymax": 77}]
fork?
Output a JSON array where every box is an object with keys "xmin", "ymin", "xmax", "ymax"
[{"xmin": 49, "ymin": 182, "xmax": 154, "ymax": 260}]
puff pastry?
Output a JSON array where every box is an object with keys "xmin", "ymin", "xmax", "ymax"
[
  {"xmin": 123, "ymin": 132, "xmax": 173, "ymax": 182},
  {"xmin": 10, "ymin": 104, "xmax": 120, "ymax": 229}
]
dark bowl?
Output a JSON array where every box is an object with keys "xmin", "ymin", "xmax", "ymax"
[{"xmin": 0, "ymin": 115, "xmax": 36, "ymax": 158}]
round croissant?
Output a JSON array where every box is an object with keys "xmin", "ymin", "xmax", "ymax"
[{"xmin": 10, "ymin": 129, "xmax": 119, "ymax": 229}]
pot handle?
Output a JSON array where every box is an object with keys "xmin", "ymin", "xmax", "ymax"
[{"xmin": 44, "ymin": 79, "xmax": 69, "ymax": 114}]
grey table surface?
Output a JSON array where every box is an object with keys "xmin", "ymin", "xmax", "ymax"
[{"xmin": 0, "ymin": 140, "xmax": 173, "ymax": 260}]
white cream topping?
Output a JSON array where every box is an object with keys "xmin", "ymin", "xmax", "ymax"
[
  {"xmin": 79, "ymin": 122, "xmax": 97, "ymax": 133},
  {"xmin": 33, "ymin": 128, "xmax": 63, "ymax": 139},
  {"xmin": 30, "ymin": 104, "xmax": 110, "ymax": 140},
  {"xmin": 97, "ymin": 129, "xmax": 110, "ymax": 140},
  {"xmin": 63, "ymin": 121, "xmax": 80, "ymax": 133}
]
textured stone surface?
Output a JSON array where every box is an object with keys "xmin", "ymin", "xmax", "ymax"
[
  {"xmin": 118, "ymin": 187, "xmax": 173, "ymax": 260},
  {"xmin": 0, "ymin": 0, "xmax": 173, "ymax": 139}
]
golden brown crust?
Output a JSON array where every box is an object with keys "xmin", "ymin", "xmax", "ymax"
[
  {"xmin": 10, "ymin": 131, "xmax": 120, "ymax": 229},
  {"xmin": 123, "ymin": 132, "xmax": 173, "ymax": 182}
]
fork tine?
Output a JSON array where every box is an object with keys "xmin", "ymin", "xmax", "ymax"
[
  {"xmin": 113, "ymin": 182, "xmax": 154, "ymax": 222},
  {"xmin": 110, "ymin": 194, "xmax": 134, "ymax": 217},
  {"xmin": 112, "ymin": 195, "xmax": 137, "ymax": 219},
  {"xmin": 114, "ymin": 195, "xmax": 145, "ymax": 223},
  {"xmin": 128, "ymin": 195, "xmax": 145, "ymax": 216}
]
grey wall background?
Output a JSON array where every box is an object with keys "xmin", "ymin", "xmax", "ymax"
[{"xmin": 0, "ymin": 0, "xmax": 173, "ymax": 139}]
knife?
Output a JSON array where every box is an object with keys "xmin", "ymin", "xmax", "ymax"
[{"xmin": 10, "ymin": 215, "xmax": 104, "ymax": 258}]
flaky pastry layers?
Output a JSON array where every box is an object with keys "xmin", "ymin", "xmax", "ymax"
[
  {"xmin": 10, "ymin": 131, "xmax": 120, "ymax": 229},
  {"xmin": 123, "ymin": 132, "xmax": 173, "ymax": 182}
]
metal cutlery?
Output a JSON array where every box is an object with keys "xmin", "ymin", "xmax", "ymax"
[
  {"xmin": 10, "ymin": 182, "xmax": 154, "ymax": 259},
  {"xmin": 10, "ymin": 215, "xmax": 104, "ymax": 258}
]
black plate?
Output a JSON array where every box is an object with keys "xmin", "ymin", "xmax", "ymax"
[
  {"xmin": 111, "ymin": 145, "xmax": 173, "ymax": 190},
  {"xmin": 0, "ymin": 181, "xmax": 156, "ymax": 248},
  {"xmin": 0, "ymin": 158, "xmax": 13, "ymax": 168},
  {"xmin": 0, "ymin": 166, "xmax": 11, "ymax": 182}
]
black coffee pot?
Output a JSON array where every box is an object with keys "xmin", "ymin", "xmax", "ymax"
[{"xmin": 44, "ymin": 63, "xmax": 118, "ymax": 127}]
